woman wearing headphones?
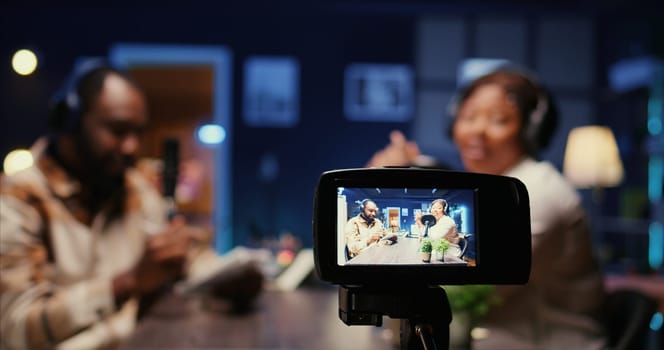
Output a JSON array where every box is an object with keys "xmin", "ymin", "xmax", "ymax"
[
  {"xmin": 414, "ymin": 199, "xmax": 463, "ymax": 260},
  {"xmin": 368, "ymin": 67, "xmax": 607, "ymax": 349}
]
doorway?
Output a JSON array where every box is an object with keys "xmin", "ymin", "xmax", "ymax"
[{"xmin": 109, "ymin": 43, "xmax": 234, "ymax": 253}]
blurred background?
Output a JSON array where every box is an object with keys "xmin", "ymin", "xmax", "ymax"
[{"xmin": 1, "ymin": 0, "xmax": 662, "ymax": 278}]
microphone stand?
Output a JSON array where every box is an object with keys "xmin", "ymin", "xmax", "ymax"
[
  {"xmin": 138, "ymin": 138, "xmax": 180, "ymax": 318},
  {"xmin": 162, "ymin": 138, "xmax": 179, "ymax": 220}
]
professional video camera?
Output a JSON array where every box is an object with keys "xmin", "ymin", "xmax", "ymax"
[{"xmin": 312, "ymin": 168, "xmax": 532, "ymax": 350}]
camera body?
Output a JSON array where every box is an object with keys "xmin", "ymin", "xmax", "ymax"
[{"xmin": 313, "ymin": 167, "xmax": 532, "ymax": 287}]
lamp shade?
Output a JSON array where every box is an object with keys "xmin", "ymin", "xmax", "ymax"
[{"xmin": 563, "ymin": 126, "xmax": 624, "ymax": 188}]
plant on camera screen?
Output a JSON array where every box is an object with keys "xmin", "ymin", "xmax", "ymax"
[
  {"xmin": 433, "ymin": 238, "xmax": 450, "ymax": 253},
  {"xmin": 420, "ymin": 238, "xmax": 433, "ymax": 253}
]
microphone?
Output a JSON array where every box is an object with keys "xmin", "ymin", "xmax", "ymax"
[{"xmin": 162, "ymin": 138, "xmax": 179, "ymax": 220}]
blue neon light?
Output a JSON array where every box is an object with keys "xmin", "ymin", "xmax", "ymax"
[
  {"xmin": 453, "ymin": 205, "xmax": 470, "ymax": 233},
  {"xmin": 650, "ymin": 312, "xmax": 663, "ymax": 331},
  {"xmin": 649, "ymin": 157, "xmax": 663, "ymax": 202},
  {"xmin": 648, "ymin": 118, "xmax": 663, "ymax": 135},
  {"xmin": 649, "ymin": 222, "xmax": 663, "ymax": 270}
]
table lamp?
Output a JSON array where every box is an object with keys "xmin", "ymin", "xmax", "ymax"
[
  {"xmin": 563, "ymin": 125, "xmax": 624, "ymax": 253},
  {"xmin": 563, "ymin": 126, "xmax": 624, "ymax": 189}
]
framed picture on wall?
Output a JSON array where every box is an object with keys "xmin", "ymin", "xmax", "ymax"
[
  {"xmin": 243, "ymin": 56, "xmax": 300, "ymax": 127},
  {"xmin": 343, "ymin": 63, "xmax": 414, "ymax": 122}
]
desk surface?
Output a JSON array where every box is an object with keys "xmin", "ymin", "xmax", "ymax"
[
  {"xmin": 347, "ymin": 236, "xmax": 468, "ymax": 265},
  {"xmin": 118, "ymin": 274, "xmax": 664, "ymax": 350},
  {"xmin": 120, "ymin": 287, "xmax": 397, "ymax": 350}
]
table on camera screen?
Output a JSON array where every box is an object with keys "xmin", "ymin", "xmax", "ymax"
[{"xmin": 345, "ymin": 236, "xmax": 468, "ymax": 265}]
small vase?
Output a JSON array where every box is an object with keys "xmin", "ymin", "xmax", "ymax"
[
  {"xmin": 434, "ymin": 250, "xmax": 445, "ymax": 261},
  {"xmin": 421, "ymin": 252, "xmax": 431, "ymax": 262}
]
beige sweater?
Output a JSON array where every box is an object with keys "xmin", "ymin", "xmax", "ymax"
[{"xmin": 473, "ymin": 158, "xmax": 608, "ymax": 350}]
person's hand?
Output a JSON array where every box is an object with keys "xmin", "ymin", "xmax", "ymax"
[
  {"xmin": 366, "ymin": 130, "xmax": 422, "ymax": 167},
  {"xmin": 368, "ymin": 232, "xmax": 383, "ymax": 244},
  {"xmin": 209, "ymin": 262, "xmax": 264, "ymax": 309},
  {"xmin": 135, "ymin": 219, "xmax": 190, "ymax": 291},
  {"xmin": 113, "ymin": 216, "xmax": 205, "ymax": 301}
]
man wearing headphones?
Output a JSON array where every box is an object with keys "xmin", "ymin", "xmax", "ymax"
[
  {"xmin": 0, "ymin": 60, "xmax": 263, "ymax": 349},
  {"xmin": 344, "ymin": 199, "xmax": 387, "ymax": 259},
  {"xmin": 367, "ymin": 65, "xmax": 607, "ymax": 349}
]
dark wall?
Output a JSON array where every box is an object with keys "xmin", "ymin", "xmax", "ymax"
[{"xmin": 230, "ymin": 14, "xmax": 416, "ymax": 246}]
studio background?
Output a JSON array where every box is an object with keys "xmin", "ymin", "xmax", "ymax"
[{"xmin": 1, "ymin": 0, "xmax": 662, "ymax": 273}]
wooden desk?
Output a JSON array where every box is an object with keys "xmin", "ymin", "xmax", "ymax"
[
  {"xmin": 347, "ymin": 236, "xmax": 468, "ymax": 265},
  {"xmin": 119, "ymin": 287, "xmax": 396, "ymax": 349}
]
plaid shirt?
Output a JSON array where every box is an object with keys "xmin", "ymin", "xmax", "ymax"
[
  {"xmin": 344, "ymin": 215, "xmax": 385, "ymax": 258},
  {"xmin": 1, "ymin": 139, "xmax": 172, "ymax": 349}
]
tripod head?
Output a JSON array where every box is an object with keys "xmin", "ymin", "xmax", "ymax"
[{"xmin": 339, "ymin": 286, "xmax": 451, "ymax": 350}]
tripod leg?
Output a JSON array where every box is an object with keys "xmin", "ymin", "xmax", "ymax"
[
  {"xmin": 400, "ymin": 319, "xmax": 417, "ymax": 350},
  {"xmin": 400, "ymin": 319, "xmax": 449, "ymax": 350}
]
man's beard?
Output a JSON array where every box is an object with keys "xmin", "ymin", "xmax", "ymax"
[
  {"xmin": 75, "ymin": 133, "xmax": 133, "ymax": 199},
  {"xmin": 361, "ymin": 213, "xmax": 374, "ymax": 224}
]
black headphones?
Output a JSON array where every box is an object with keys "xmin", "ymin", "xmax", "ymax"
[
  {"xmin": 358, "ymin": 198, "xmax": 376, "ymax": 223},
  {"xmin": 48, "ymin": 57, "xmax": 115, "ymax": 132},
  {"xmin": 446, "ymin": 64, "xmax": 558, "ymax": 156}
]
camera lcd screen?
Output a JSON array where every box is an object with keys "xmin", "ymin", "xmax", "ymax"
[
  {"xmin": 337, "ymin": 186, "xmax": 476, "ymax": 267},
  {"xmin": 315, "ymin": 168, "xmax": 530, "ymax": 286}
]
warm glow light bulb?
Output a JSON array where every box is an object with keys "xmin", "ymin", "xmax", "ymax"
[
  {"xmin": 3, "ymin": 149, "xmax": 34, "ymax": 175},
  {"xmin": 12, "ymin": 49, "xmax": 38, "ymax": 76}
]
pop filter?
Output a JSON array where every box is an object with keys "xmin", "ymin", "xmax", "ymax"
[
  {"xmin": 421, "ymin": 214, "xmax": 436, "ymax": 227},
  {"xmin": 421, "ymin": 214, "xmax": 436, "ymax": 238}
]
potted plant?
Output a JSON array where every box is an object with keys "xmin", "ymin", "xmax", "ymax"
[
  {"xmin": 443, "ymin": 285, "xmax": 500, "ymax": 347},
  {"xmin": 433, "ymin": 238, "xmax": 450, "ymax": 261},
  {"xmin": 420, "ymin": 238, "xmax": 432, "ymax": 262}
]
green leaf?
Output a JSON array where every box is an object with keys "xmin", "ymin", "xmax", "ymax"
[
  {"xmin": 420, "ymin": 238, "xmax": 433, "ymax": 252},
  {"xmin": 441, "ymin": 285, "xmax": 501, "ymax": 322}
]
